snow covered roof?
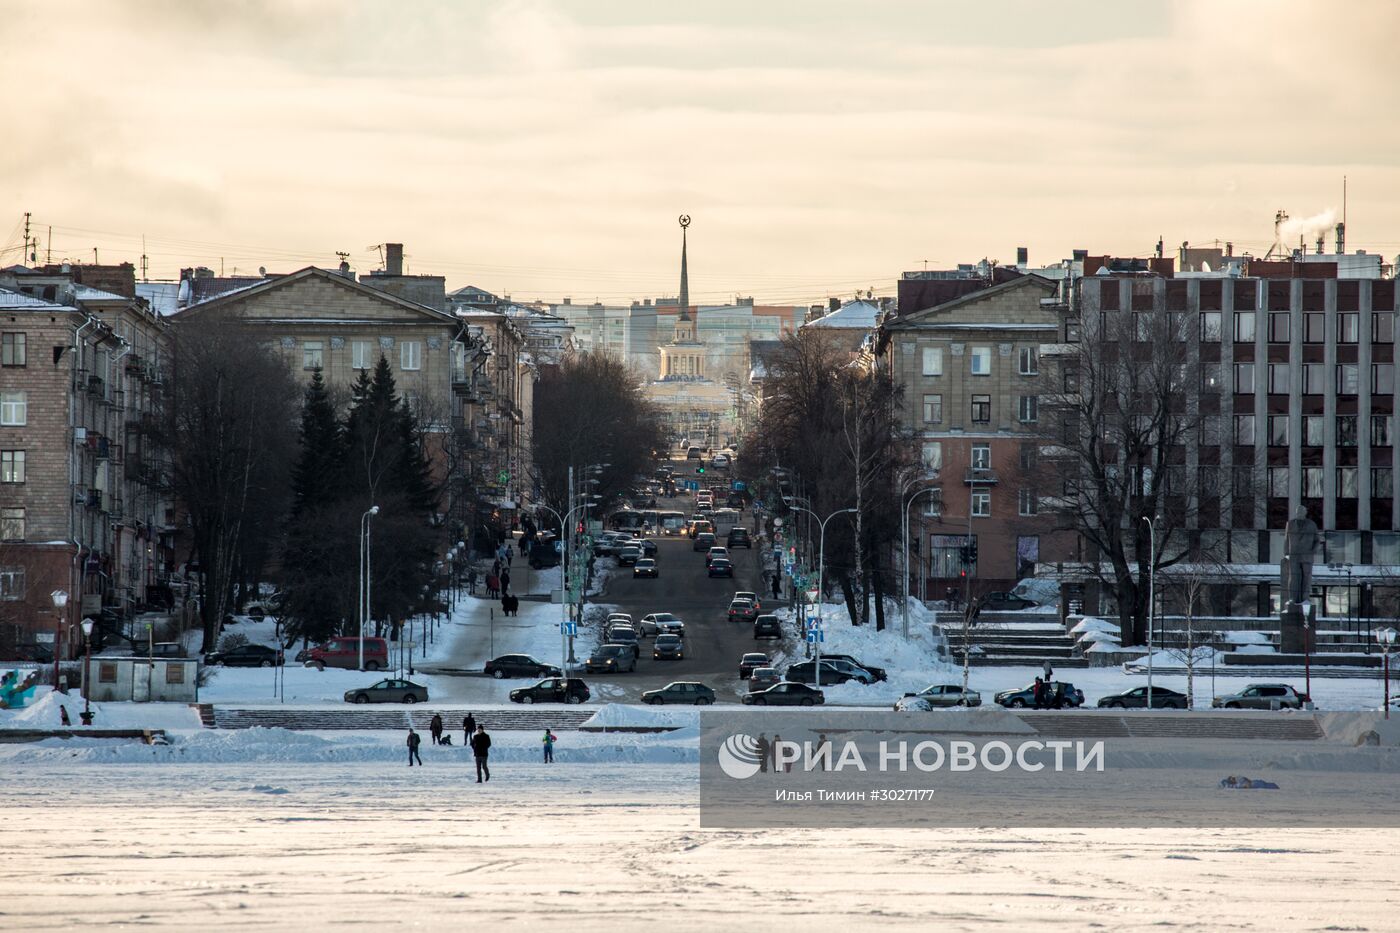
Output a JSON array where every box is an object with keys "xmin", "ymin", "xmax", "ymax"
[
  {"xmin": 136, "ymin": 282, "xmax": 180, "ymax": 317},
  {"xmin": 71, "ymin": 284, "xmax": 127, "ymax": 302},
  {"xmin": 802, "ymin": 299, "xmax": 882, "ymax": 330},
  {"xmin": 0, "ymin": 286, "xmax": 72, "ymax": 311}
]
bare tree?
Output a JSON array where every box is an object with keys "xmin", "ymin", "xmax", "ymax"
[
  {"xmin": 1040, "ymin": 299, "xmax": 1201, "ymax": 646},
  {"xmin": 1158, "ymin": 539, "xmax": 1238, "ymax": 708}
]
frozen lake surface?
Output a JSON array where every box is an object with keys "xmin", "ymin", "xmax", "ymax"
[{"xmin": 4, "ymin": 754, "xmax": 1398, "ymax": 930}]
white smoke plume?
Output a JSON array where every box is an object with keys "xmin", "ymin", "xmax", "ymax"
[{"xmin": 1279, "ymin": 208, "xmax": 1337, "ymax": 243}]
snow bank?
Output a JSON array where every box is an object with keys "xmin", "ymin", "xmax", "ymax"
[
  {"xmin": 581, "ymin": 704, "xmax": 698, "ymax": 730},
  {"xmin": 0, "ymin": 688, "xmax": 201, "ymax": 731},
  {"xmin": 1223, "ymin": 631, "xmax": 1272, "ymax": 646},
  {"xmin": 1071, "ymin": 617, "xmax": 1118, "ymax": 636}
]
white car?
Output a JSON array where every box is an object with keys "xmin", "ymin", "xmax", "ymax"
[
  {"xmin": 638, "ymin": 612, "xmax": 682, "ymax": 637},
  {"xmin": 895, "ymin": 684, "xmax": 983, "ymax": 710}
]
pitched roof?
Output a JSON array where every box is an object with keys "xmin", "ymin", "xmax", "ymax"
[
  {"xmin": 171, "ymin": 266, "xmax": 456, "ymax": 323},
  {"xmin": 887, "ymin": 274, "xmax": 1058, "ymax": 328},
  {"xmin": 802, "ymin": 299, "xmax": 881, "ymax": 330},
  {"xmin": 0, "ymin": 286, "xmax": 74, "ymax": 311}
]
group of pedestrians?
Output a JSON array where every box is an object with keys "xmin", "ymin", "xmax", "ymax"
[{"xmin": 406, "ymin": 711, "xmax": 559, "ymax": 777}]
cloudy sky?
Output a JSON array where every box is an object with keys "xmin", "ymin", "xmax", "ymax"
[{"xmin": 2, "ymin": 0, "xmax": 1397, "ymax": 304}]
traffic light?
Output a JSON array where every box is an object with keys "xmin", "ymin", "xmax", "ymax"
[
  {"xmin": 967, "ymin": 540, "xmax": 978, "ymax": 564},
  {"xmin": 958, "ymin": 544, "xmax": 971, "ymax": 565},
  {"xmin": 697, "ymin": 465, "xmax": 706, "ymax": 474}
]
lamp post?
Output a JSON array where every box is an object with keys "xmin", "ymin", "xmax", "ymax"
[
  {"xmin": 536, "ymin": 499, "xmax": 596, "ymax": 676},
  {"xmin": 80, "ymin": 618, "xmax": 94, "ymax": 725},
  {"xmin": 901, "ymin": 481, "xmax": 939, "ymax": 638},
  {"xmin": 50, "ymin": 590, "xmax": 69, "ymax": 693},
  {"xmin": 784, "ymin": 501, "xmax": 857, "ymax": 688},
  {"xmin": 1141, "ymin": 515, "xmax": 1157, "ymax": 709},
  {"xmin": 1378, "ymin": 627, "xmax": 1397, "ymax": 719},
  {"xmin": 359, "ymin": 505, "xmax": 379, "ymax": 672}
]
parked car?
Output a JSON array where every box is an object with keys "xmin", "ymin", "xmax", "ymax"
[
  {"xmin": 747, "ymin": 667, "xmax": 782, "ymax": 692},
  {"xmin": 510, "ymin": 677, "xmax": 591, "ymax": 704},
  {"xmin": 895, "ymin": 684, "xmax": 982, "ymax": 710},
  {"xmin": 592, "ymin": 532, "xmax": 627, "ymax": 556},
  {"xmin": 640, "ymin": 613, "xmax": 683, "ymax": 636},
  {"xmin": 652, "ymin": 634, "xmax": 685, "ymax": 660},
  {"xmin": 642, "ymin": 681, "xmax": 715, "ymax": 705},
  {"xmin": 752, "ymin": 615, "xmax": 782, "ymax": 639},
  {"xmin": 742, "ymin": 682, "xmax": 825, "ymax": 706},
  {"xmin": 635, "ymin": 539, "xmax": 658, "ymax": 557},
  {"xmin": 727, "ymin": 527, "xmax": 751, "ymax": 548},
  {"xmin": 739, "ymin": 652, "xmax": 771, "ymax": 678},
  {"xmin": 978, "ymin": 591, "xmax": 1040, "ymax": 612},
  {"xmin": 585, "ymin": 644, "xmax": 637, "ymax": 673},
  {"xmin": 1012, "ymin": 577, "xmax": 1061, "ymax": 606},
  {"xmin": 633, "ymin": 558, "xmax": 659, "ymax": 578},
  {"xmin": 707, "ymin": 558, "xmax": 734, "ymax": 578},
  {"xmin": 344, "ymin": 678, "xmax": 428, "ymax": 704},
  {"xmin": 692, "ymin": 532, "xmax": 717, "ymax": 552},
  {"xmin": 727, "ymin": 598, "xmax": 758, "ymax": 623},
  {"xmin": 706, "ymin": 547, "xmax": 730, "ymax": 567},
  {"xmin": 734, "ymin": 591, "xmax": 761, "ymax": 611},
  {"xmin": 1098, "ymin": 686, "xmax": 1188, "ymax": 709},
  {"xmin": 606, "ymin": 612, "xmax": 634, "ymax": 625},
  {"xmin": 206, "ymin": 644, "xmax": 283, "ymax": 668},
  {"xmin": 484, "ymin": 654, "xmax": 562, "ymax": 679},
  {"xmin": 994, "ymin": 681, "xmax": 1085, "ymax": 708},
  {"xmin": 303, "ymin": 637, "xmax": 389, "ymax": 672},
  {"xmin": 818, "ymin": 653, "xmax": 887, "ymax": 682},
  {"xmin": 1212, "ymin": 683, "xmax": 1310, "ymax": 710},
  {"xmin": 786, "ymin": 658, "xmax": 876, "ymax": 686},
  {"xmin": 617, "ymin": 545, "xmax": 643, "ymax": 566}
]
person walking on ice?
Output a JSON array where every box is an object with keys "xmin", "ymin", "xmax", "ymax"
[
  {"xmin": 429, "ymin": 713, "xmax": 443, "ymax": 745},
  {"xmin": 463, "ymin": 712, "xmax": 476, "ymax": 746},
  {"xmin": 406, "ymin": 727, "xmax": 423, "ymax": 767},
  {"xmin": 542, "ymin": 728, "xmax": 557, "ymax": 763},
  {"xmin": 470, "ymin": 724, "xmax": 492, "ymax": 782}
]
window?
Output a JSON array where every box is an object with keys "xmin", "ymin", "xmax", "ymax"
[
  {"xmin": 1372, "ymin": 415, "xmax": 1393, "ymax": 447},
  {"xmin": 1268, "ymin": 312, "xmax": 1291, "ymax": 343},
  {"xmin": 1302, "ymin": 363, "xmax": 1325, "ymax": 395},
  {"xmin": 1199, "ymin": 415, "xmax": 1219, "ymax": 445},
  {"xmin": 971, "ymin": 395, "xmax": 991, "ymax": 423},
  {"xmin": 1373, "ymin": 468, "xmax": 1394, "ymax": 498},
  {"xmin": 920, "ymin": 442, "xmax": 942, "ymax": 472},
  {"xmin": 1017, "ymin": 395, "xmax": 1038, "ymax": 423},
  {"xmin": 1233, "ymin": 363, "xmax": 1255, "ymax": 393},
  {"xmin": 166, "ymin": 664, "xmax": 186, "ymax": 685},
  {"xmin": 1337, "ymin": 415, "xmax": 1358, "ymax": 447},
  {"xmin": 0, "ymin": 566, "xmax": 22, "ymax": 600},
  {"xmin": 1200, "ymin": 312, "xmax": 1222, "ymax": 342},
  {"xmin": 971, "ymin": 492, "xmax": 991, "ymax": 517},
  {"xmin": 922, "ymin": 487, "xmax": 943, "ymax": 516},
  {"xmin": 1374, "ymin": 313, "xmax": 1394, "ymax": 344},
  {"xmin": 1134, "ymin": 313, "xmax": 1151, "ymax": 342},
  {"xmin": 401, "ymin": 340, "xmax": 422, "ymax": 371},
  {"xmin": 1233, "ymin": 466, "xmax": 1255, "ymax": 496},
  {"xmin": 1303, "ymin": 415, "xmax": 1324, "ymax": 446},
  {"xmin": 931, "ymin": 536, "xmax": 973, "ymax": 577},
  {"xmin": 1018, "ymin": 347, "xmax": 1038, "ymax": 375},
  {"xmin": 302, "ymin": 340, "xmax": 324, "ymax": 370},
  {"xmin": 1302, "ymin": 467, "xmax": 1323, "ymax": 498},
  {"xmin": 971, "ymin": 444, "xmax": 991, "ymax": 470},
  {"xmin": 0, "ymin": 391, "xmax": 25, "ymax": 426},
  {"xmin": 1063, "ymin": 369, "xmax": 1079, "ymax": 393},
  {"xmin": 1234, "ymin": 414, "xmax": 1256, "ymax": 445},
  {"xmin": 0, "ymin": 450, "xmax": 22, "ymax": 483},
  {"xmin": 1019, "ymin": 442, "xmax": 1037, "ymax": 470},
  {"xmin": 1337, "ymin": 467, "xmax": 1359, "ymax": 498},
  {"xmin": 1233, "ymin": 311, "xmax": 1255, "ymax": 342},
  {"xmin": 921, "ymin": 394, "xmax": 942, "ymax": 424},
  {"xmin": 1198, "ymin": 465, "xmax": 1220, "ymax": 497},
  {"xmin": 1337, "ymin": 364, "xmax": 1359, "ymax": 395},
  {"xmin": 1304, "ymin": 312, "xmax": 1325, "ymax": 343},
  {"xmin": 0, "ymin": 333, "xmax": 24, "ymax": 367},
  {"xmin": 98, "ymin": 662, "xmax": 117, "ymax": 684},
  {"xmin": 1267, "ymin": 364, "xmax": 1290, "ymax": 394},
  {"xmin": 1338, "ymin": 313, "xmax": 1359, "ymax": 343},
  {"xmin": 970, "ymin": 347, "xmax": 991, "ymax": 376},
  {"xmin": 1268, "ymin": 467, "xmax": 1290, "ymax": 498},
  {"xmin": 921, "ymin": 346, "xmax": 943, "ymax": 376},
  {"xmin": 1373, "ymin": 364, "xmax": 1395, "ymax": 395},
  {"xmin": 351, "ymin": 340, "xmax": 372, "ymax": 370},
  {"xmin": 1018, "ymin": 488, "xmax": 1038, "ymax": 516},
  {"xmin": 1267, "ymin": 415, "xmax": 1289, "ymax": 446},
  {"xmin": 0, "ymin": 507, "xmax": 23, "ymax": 541},
  {"xmin": 1200, "ymin": 362, "xmax": 1222, "ymax": 392},
  {"xmin": 1065, "ymin": 319, "xmax": 1081, "ymax": 343}
]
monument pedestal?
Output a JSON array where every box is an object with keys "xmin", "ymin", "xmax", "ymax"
[{"xmin": 1279, "ymin": 602, "xmax": 1316, "ymax": 654}]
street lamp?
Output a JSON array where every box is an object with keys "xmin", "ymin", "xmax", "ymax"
[
  {"xmin": 900, "ymin": 474, "xmax": 939, "ymax": 638},
  {"xmin": 359, "ymin": 505, "xmax": 380, "ymax": 671},
  {"xmin": 1141, "ymin": 515, "xmax": 1158, "ymax": 709},
  {"xmin": 51, "ymin": 590, "xmax": 69, "ymax": 693},
  {"xmin": 1378, "ymin": 627, "xmax": 1397, "ymax": 720},
  {"xmin": 784, "ymin": 500, "xmax": 857, "ymax": 687},
  {"xmin": 537, "ymin": 498, "xmax": 598, "ymax": 676},
  {"xmin": 80, "ymin": 618, "xmax": 94, "ymax": 725}
]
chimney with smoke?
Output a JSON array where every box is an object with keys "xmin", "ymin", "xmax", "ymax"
[
  {"xmin": 1335, "ymin": 222, "xmax": 1346, "ymax": 254},
  {"xmin": 385, "ymin": 243, "xmax": 404, "ymax": 276}
]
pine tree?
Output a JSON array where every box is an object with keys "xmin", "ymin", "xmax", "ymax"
[{"xmin": 292, "ymin": 368, "xmax": 344, "ymax": 515}]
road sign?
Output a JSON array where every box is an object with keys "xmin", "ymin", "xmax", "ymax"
[
  {"xmin": 562, "ymin": 621, "xmax": 578, "ymax": 636},
  {"xmin": 774, "ymin": 532, "xmax": 783, "ymax": 544},
  {"xmin": 773, "ymin": 518, "xmax": 783, "ymax": 528},
  {"xmin": 806, "ymin": 616, "xmax": 821, "ymax": 631},
  {"xmin": 806, "ymin": 630, "xmax": 825, "ymax": 644},
  {"xmin": 497, "ymin": 470, "xmax": 511, "ymax": 485}
]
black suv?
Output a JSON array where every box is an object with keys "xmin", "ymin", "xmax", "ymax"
[
  {"xmin": 753, "ymin": 615, "xmax": 782, "ymax": 639},
  {"xmin": 509, "ymin": 677, "xmax": 591, "ymax": 704},
  {"xmin": 485, "ymin": 654, "xmax": 562, "ymax": 679},
  {"xmin": 205, "ymin": 644, "xmax": 283, "ymax": 667},
  {"xmin": 727, "ymin": 527, "xmax": 752, "ymax": 548}
]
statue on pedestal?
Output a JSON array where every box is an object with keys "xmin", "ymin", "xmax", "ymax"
[{"xmin": 1280, "ymin": 506, "xmax": 1320, "ymax": 606}]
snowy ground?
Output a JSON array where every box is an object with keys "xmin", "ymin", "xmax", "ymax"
[{"xmin": 2, "ymin": 752, "xmax": 1397, "ymax": 930}]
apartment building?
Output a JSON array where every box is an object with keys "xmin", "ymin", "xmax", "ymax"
[
  {"xmin": 0, "ymin": 264, "xmax": 173, "ymax": 656},
  {"xmin": 874, "ymin": 273, "xmax": 1070, "ymax": 596}
]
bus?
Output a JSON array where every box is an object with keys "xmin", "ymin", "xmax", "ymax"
[
  {"xmin": 609, "ymin": 511, "xmax": 644, "ymax": 534},
  {"xmin": 657, "ymin": 510, "xmax": 686, "ymax": 536},
  {"xmin": 710, "ymin": 508, "xmax": 741, "ymax": 537}
]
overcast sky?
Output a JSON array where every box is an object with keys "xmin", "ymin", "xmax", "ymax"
[{"xmin": 2, "ymin": 0, "xmax": 1397, "ymax": 304}]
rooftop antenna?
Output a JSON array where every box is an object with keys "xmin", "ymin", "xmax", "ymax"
[
  {"xmin": 367, "ymin": 244, "xmax": 385, "ymax": 268},
  {"xmin": 140, "ymin": 235, "xmax": 149, "ymax": 282}
]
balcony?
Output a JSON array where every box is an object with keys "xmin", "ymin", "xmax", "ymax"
[{"xmin": 963, "ymin": 468, "xmax": 1000, "ymax": 486}]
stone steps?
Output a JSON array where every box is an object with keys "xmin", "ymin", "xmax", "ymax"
[
  {"xmin": 1021, "ymin": 711, "xmax": 1324, "ymax": 741},
  {"xmin": 211, "ymin": 707, "xmax": 597, "ymax": 732}
]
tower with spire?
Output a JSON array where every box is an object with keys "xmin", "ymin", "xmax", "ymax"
[{"xmin": 661, "ymin": 214, "xmax": 704, "ymax": 378}]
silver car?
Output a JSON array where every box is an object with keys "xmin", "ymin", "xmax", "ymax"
[
  {"xmin": 343, "ymin": 678, "xmax": 429, "ymax": 704},
  {"xmin": 895, "ymin": 684, "xmax": 982, "ymax": 710},
  {"xmin": 585, "ymin": 644, "xmax": 637, "ymax": 673},
  {"xmin": 1212, "ymin": 683, "xmax": 1309, "ymax": 710}
]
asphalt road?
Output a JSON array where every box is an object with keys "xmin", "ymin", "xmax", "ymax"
[{"xmin": 579, "ymin": 494, "xmax": 796, "ymax": 701}]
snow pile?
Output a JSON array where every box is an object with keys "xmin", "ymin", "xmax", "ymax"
[
  {"xmin": 581, "ymin": 704, "xmax": 698, "ymax": 730},
  {"xmin": 1078, "ymin": 628, "xmax": 1120, "ymax": 646},
  {"xmin": 1222, "ymin": 631, "xmax": 1272, "ymax": 646},
  {"xmin": 1233, "ymin": 644, "xmax": 1277, "ymax": 655},
  {"xmin": 0, "ymin": 688, "xmax": 202, "ymax": 731},
  {"xmin": 1071, "ymin": 617, "xmax": 1118, "ymax": 636}
]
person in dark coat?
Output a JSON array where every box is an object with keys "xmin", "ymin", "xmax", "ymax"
[
  {"xmin": 470, "ymin": 725, "xmax": 492, "ymax": 782},
  {"xmin": 500, "ymin": 568, "xmax": 511, "ymax": 595},
  {"xmin": 1032, "ymin": 677, "xmax": 1046, "ymax": 710},
  {"xmin": 429, "ymin": 713, "xmax": 443, "ymax": 745},
  {"xmin": 463, "ymin": 712, "xmax": 476, "ymax": 745},
  {"xmin": 406, "ymin": 727, "xmax": 423, "ymax": 766},
  {"xmin": 771, "ymin": 574, "xmax": 781, "ymax": 600},
  {"xmin": 756, "ymin": 733, "xmax": 770, "ymax": 774},
  {"xmin": 59, "ymin": 704, "xmax": 71, "ymax": 727},
  {"xmin": 486, "ymin": 574, "xmax": 499, "ymax": 598}
]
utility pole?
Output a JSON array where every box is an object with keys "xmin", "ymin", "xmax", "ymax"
[
  {"xmin": 22, "ymin": 212, "xmax": 32, "ymax": 264},
  {"xmin": 46, "ymin": 225, "xmax": 51, "ymax": 264}
]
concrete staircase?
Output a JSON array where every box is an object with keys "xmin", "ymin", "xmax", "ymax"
[
  {"xmin": 1021, "ymin": 710, "xmax": 1325, "ymax": 741},
  {"xmin": 940, "ymin": 615, "xmax": 1087, "ymax": 668},
  {"xmin": 210, "ymin": 707, "xmax": 597, "ymax": 732}
]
